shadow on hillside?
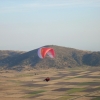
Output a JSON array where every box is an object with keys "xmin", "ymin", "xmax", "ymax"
[
  {"xmin": 82, "ymin": 52, "xmax": 100, "ymax": 66},
  {"xmin": 0, "ymin": 49, "xmax": 41, "ymax": 69}
]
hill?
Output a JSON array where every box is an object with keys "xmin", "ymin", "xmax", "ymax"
[
  {"xmin": 0, "ymin": 45, "xmax": 100, "ymax": 70},
  {"xmin": 83, "ymin": 52, "xmax": 100, "ymax": 66},
  {"xmin": 0, "ymin": 50, "xmax": 25, "ymax": 60}
]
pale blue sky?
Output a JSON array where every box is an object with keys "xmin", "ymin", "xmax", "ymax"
[{"xmin": 0, "ymin": 0, "xmax": 100, "ymax": 51}]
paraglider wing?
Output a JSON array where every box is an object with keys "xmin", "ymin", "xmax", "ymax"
[
  {"xmin": 38, "ymin": 48, "xmax": 43, "ymax": 58},
  {"xmin": 38, "ymin": 47, "xmax": 55, "ymax": 59},
  {"xmin": 47, "ymin": 49, "xmax": 55, "ymax": 58}
]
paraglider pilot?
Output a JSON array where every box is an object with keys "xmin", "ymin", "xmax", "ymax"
[{"xmin": 44, "ymin": 77, "xmax": 50, "ymax": 82}]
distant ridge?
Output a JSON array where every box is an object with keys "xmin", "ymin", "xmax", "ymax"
[{"xmin": 0, "ymin": 45, "xmax": 100, "ymax": 70}]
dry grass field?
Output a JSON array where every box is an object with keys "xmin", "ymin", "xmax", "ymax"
[{"xmin": 0, "ymin": 67, "xmax": 100, "ymax": 100}]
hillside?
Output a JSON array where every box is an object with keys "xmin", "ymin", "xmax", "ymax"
[
  {"xmin": 83, "ymin": 52, "xmax": 100, "ymax": 66},
  {"xmin": 0, "ymin": 45, "xmax": 100, "ymax": 70},
  {"xmin": 0, "ymin": 50, "xmax": 25, "ymax": 60}
]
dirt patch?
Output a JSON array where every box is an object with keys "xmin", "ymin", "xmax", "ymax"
[
  {"xmin": 52, "ymin": 88, "xmax": 72, "ymax": 91},
  {"xmin": 55, "ymin": 82, "xmax": 80, "ymax": 85},
  {"xmin": 83, "ymin": 88, "xmax": 100, "ymax": 92},
  {"xmin": 22, "ymin": 83, "xmax": 47, "ymax": 87}
]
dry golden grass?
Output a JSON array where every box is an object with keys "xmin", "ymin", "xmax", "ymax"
[{"xmin": 0, "ymin": 67, "xmax": 100, "ymax": 100}]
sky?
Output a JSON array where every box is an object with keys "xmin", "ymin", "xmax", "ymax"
[{"xmin": 0, "ymin": 0, "xmax": 100, "ymax": 51}]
